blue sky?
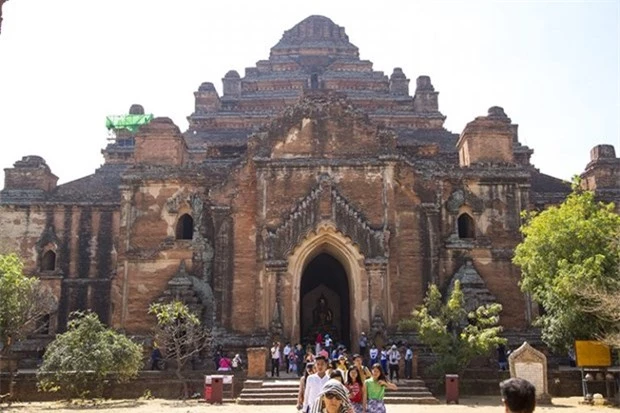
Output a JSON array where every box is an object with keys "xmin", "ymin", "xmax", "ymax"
[{"xmin": 0, "ymin": 1, "xmax": 618, "ymax": 185}]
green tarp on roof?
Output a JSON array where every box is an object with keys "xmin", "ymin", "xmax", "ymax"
[{"xmin": 105, "ymin": 114, "xmax": 154, "ymax": 133}]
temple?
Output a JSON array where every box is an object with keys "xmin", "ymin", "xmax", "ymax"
[{"xmin": 1, "ymin": 16, "xmax": 619, "ymax": 350}]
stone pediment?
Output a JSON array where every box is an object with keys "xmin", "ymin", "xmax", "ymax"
[
  {"xmin": 252, "ymin": 93, "xmax": 397, "ymax": 160},
  {"xmin": 448, "ymin": 260, "xmax": 496, "ymax": 313},
  {"xmin": 263, "ymin": 175, "xmax": 388, "ymax": 261}
]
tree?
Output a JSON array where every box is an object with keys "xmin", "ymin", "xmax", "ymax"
[
  {"xmin": 574, "ymin": 285, "xmax": 620, "ymax": 348},
  {"xmin": 398, "ymin": 281, "xmax": 506, "ymax": 378},
  {"xmin": 37, "ymin": 311, "xmax": 143, "ymax": 399},
  {"xmin": 149, "ymin": 301, "xmax": 212, "ymax": 399},
  {"xmin": 0, "ymin": 253, "xmax": 56, "ymax": 399},
  {"xmin": 513, "ymin": 182, "xmax": 620, "ymax": 351}
]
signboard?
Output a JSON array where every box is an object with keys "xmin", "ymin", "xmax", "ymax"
[{"xmin": 575, "ymin": 340, "xmax": 611, "ymax": 367}]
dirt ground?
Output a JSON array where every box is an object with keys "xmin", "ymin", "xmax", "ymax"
[{"xmin": 0, "ymin": 397, "xmax": 615, "ymax": 413}]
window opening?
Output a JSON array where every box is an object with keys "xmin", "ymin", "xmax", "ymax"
[
  {"xmin": 176, "ymin": 214, "xmax": 194, "ymax": 240},
  {"xmin": 457, "ymin": 214, "xmax": 475, "ymax": 239},
  {"xmin": 41, "ymin": 250, "xmax": 56, "ymax": 271}
]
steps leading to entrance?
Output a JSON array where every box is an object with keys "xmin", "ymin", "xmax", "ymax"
[{"xmin": 237, "ymin": 378, "xmax": 439, "ymax": 405}]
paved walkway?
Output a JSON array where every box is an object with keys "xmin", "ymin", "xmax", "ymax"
[{"xmin": 2, "ymin": 397, "xmax": 607, "ymax": 412}]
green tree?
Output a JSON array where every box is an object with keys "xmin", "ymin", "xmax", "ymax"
[
  {"xmin": 0, "ymin": 253, "xmax": 55, "ymax": 399},
  {"xmin": 399, "ymin": 281, "xmax": 506, "ymax": 378},
  {"xmin": 513, "ymin": 182, "xmax": 620, "ymax": 351},
  {"xmin": 38, "ymin": 311, "xmax": 143, "ymax": 399},
  {"xmin": 149, "ymin": 301, "xmax": 211, "ymax": 399}
]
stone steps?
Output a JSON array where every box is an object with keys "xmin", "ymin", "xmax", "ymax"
[{"xmin": 237, "ymin": 378, "xmax": 439, "ymax": 405}]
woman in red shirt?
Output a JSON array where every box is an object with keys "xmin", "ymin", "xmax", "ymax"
[{"xmin": 346, "ymin": 366, "xmax": 364, "ymax": 413}]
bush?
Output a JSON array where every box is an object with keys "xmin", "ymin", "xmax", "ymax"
[{"xmin": 38, "ymin": 311, "xmax": 143, "ymax": 399}]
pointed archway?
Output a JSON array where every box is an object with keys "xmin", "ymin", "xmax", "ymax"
[
  {"xmin": 300, "ymin": 253, "xmax": 350, "ymax": 347},
  {"xmin": 285, "ymin": 223, "xmax": 370, "ymax": 350}
]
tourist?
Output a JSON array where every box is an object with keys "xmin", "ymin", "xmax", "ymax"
[
  {"xmin": 363, "ymin": 363, "xmax": 398, "ymax": 413},
  {"xmin": 346, "ymin": 365, "xmax": 365, "ymax": 413},
  {"xmin": 218, "ymin": 353, "xmax": 232, "ymax": 371},
  {"xmin": 309, "ymin": 379, "xmax": 354, "ymax": 413},
  {"xmin": 369, "ymin": 344, "xmax": 379, "ymax": 366},
  {"xmin": 315, "ymin": 331, "xmax": 323, "ymax": 355},
  {"xmin": 380, "ymin": 346, "xmax": 388, "ymax": 374},
  {"xmin": 296, "ymin": 343, "xmax": 305, "ymax": 377},
  {"xmin": 271, "ymin": 341, "xmax": 281, "ymax": 377},
  {"xmin": 336, "ymin": 354, "xmax": 348, "ymax": 376},
  {"xmin": 358, "ymin": 332, "xmax": 368, "ymax": 361},
  {"xmin": 232, "ymin": 353, "xmax": 243, "ymax": 370},
  {"xmin": 500, "ymin": 377, "xmax": 536, "ymax": 413},
  {"xmin": 284, "ymin": 342, "xmax": 292, "ymax": 373},
  {"xmin": 330, "ymin": 369, "xmax": 344, "ymax": 383},
  {"xmin": 353, "ymin": 353, "xmax": 371, "ymax": 380},
  {"xmin": 303, "ymin": 355, "xmax": 330, "ymax": 413},
  {"xmin": 150, "ymin": 343, "xmax": 162, "ymax": 370},
  {"xmin": 498, "ymin": 343, "xmax": 508, "ymax": 371},
  {"xmin": 297, "ymin": 362, "xmax": 315, "ymax": 411},
  {"xmin": 404, "ymin": 344, "xmax": 413, "ymax": 379},
  {"xmin": 325, "ymin": 334, "xmax": 333, "ymax": 356},
  {"xmin": 387, "ymin": 344, "xmax": 401, "ymax": 382}
]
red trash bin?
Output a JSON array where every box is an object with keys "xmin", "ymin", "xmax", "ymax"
[
  {"xmin": 209, "ymin": 375, "xmax": 224, "ymax": 404},
  {"xmin": 445, "ymin": 374, "xmax": 459, "ymax": 404}
]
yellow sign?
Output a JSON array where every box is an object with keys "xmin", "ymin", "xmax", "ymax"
[{"xmin": 575, "ymin": 340, "xmax": 611, "ymax": 367}]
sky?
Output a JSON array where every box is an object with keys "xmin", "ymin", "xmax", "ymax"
[{"xmin": 0, "ymin": 0, "xmax": 618, "ymax": 185}]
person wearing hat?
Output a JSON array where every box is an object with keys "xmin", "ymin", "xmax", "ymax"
[
  {"xmin": 387, "ymin": 344, "xmax": 401, "ymax": 382},
  {"xmin": 309, "ymin": 378, "xmax": 354, "ymax": 413}
]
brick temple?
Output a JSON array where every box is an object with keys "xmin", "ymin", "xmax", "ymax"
[{"xmin": 1, "ymin": 15, "xmax": 619, "ymax": 349}]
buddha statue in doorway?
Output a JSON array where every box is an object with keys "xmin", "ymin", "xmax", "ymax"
[{"xmin": 312, "ymin": 294, "xmax": 334, "ymax": 329}]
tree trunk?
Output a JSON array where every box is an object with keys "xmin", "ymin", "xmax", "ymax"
[{"xmin": 175, "ymin": 366, "xmax": 188, "ymax": 400}]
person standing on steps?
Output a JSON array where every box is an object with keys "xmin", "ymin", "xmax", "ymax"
[
  {"xmin": 271, "ymin": 341, "xmax": 281, "ymax": 377},
  {"xmin": 404, "ymin": 344, "xmax": 413, "ymax": 379},
  {"xmin": 283, "ymin": 342, "xmax": 292, "ymax": 373},
  {"xmin": 358, "ymin": 332, "xmax": 368, "ymax": 362}
]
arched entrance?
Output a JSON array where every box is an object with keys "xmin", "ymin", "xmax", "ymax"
[{"xmin": 300, "ymin": 253, "xmax": 350, "ymax": 347}]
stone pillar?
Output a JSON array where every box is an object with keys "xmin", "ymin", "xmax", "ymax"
[
  {"xmin": 422, "ymin": 203, "xmax": 440, "ymax": 288},
  {"xmin": 267, "ymin": 262, "xmax": 287, "ymax": 338},
  {"xmin": 246, "ymin": 347, "xmax": 269, "ymax": 379},
  {"xmin": 367, "ymin": 260, "xmax": 388, "ymax": 337}
]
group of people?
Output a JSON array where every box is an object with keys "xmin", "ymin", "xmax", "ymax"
[
  {"xmin": 300, "ymin": 368, "xmax": 537, "ymax": 413},
  {"xmin": 270, "ymin": 335, "xmax": 414, "ymax": 381},
  {"xmin": 298, "ymin": 354, "xmax": 397, "ymax": 413}
]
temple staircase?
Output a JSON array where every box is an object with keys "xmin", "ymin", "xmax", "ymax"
[{"xmin": 237, "ymin": 378, "xmax": 439, "ymax": 405}]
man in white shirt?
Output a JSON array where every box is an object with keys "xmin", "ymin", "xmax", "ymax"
[
  {"xmin": 270, "ymin": 341, "xmax": 281, "ymax": 377},
  {"xmin": 404, "ymin": 344, "xmax": 414, "ymax": 379},
  {"xmin": 303, "ymin": 355, "xmax": 329, "ymax": 413},
  {"xmin": 283, "ymin": 342, "xmax": 292, "ymax": 373},
  {"xmin": 387, "ymin": 344, "xmax": 401, "ymax": 382}
]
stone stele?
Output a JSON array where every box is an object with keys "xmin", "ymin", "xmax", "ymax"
[{"xmin": 508, "ymin": 341, "xmax": 552, "ymax": 404}]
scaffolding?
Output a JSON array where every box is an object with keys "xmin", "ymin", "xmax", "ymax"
[{"xmin": 105, "ymin": 114, "xmax": 154, "ymax": 133}]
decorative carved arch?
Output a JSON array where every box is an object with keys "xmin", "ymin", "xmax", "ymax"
[{"xmin": 263, "ymin": 176, "xmax": 389, "ymax": 261}]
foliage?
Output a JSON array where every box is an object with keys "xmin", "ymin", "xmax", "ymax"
[
  {"xmin": 149, "ymin": 301, "xmax": 211, "ymax": 399},
  {"xmin": 513, "ymin": 181, "xmax": 620, "ymax": 351},
  {"xmin": 398, "ymin": 281, "xmax": 506, "ymax": 377},
  {"xmin": 0, "ymin": 253, "xmax": 56, "ymax": 399},
  {"xmin": 0, "ymin": 253, "xmax": 54, "ymax": 351},
  {"xmin": 38, "ymin": 311, "xmax": 143, "ymax": 399}
]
